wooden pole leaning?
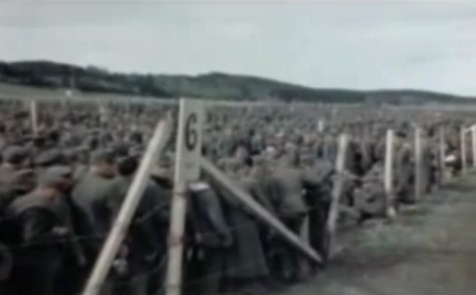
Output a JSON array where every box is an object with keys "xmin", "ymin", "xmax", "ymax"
[
  {"xmin": 200, "ymin": 157, "xmax": 323, "ymax": 264},
  {"xmin": 82, "ymin": 114, "xmax": 172, "ymax": 295},
  {"xmin": 325, "ymin": 133, "xmax": 348, "ymax": 260}
]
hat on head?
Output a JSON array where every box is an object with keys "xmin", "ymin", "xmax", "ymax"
[
  {"xmin": 90, "ymin": 149, "xmax": 116, "ymax": 165},
  {"xmin": 117, "ymin": 156, "xmax": 138, "ymax": 176},
  {"xmin": 10, "ymin": 168, "xmax": 35, "ymax": 190},
  {"xmin": 3, "ymin": 146, "xmax": 30, "ymax": 165},
  {"xmin": 35, "ymin": 148, "xmax": 65, "ymax": 167},
  {"xmin": 38, "ymin": 165, "xmax": 72, "ymax": 188},
  {"xmin": 46, "ymin": 165, "xmax": 73, "ymax": 178},
  {"xmin": 111, "ymin": 142, "xmax": 130, "ymax": 158},
  {"xmin": 128, "ymin": 145, "xmax": 144, "ymax": 158}
]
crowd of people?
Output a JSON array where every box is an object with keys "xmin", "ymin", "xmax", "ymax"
[{"xmin": 0, "ymin": 99, "xmax": 471, "ymax": 295}]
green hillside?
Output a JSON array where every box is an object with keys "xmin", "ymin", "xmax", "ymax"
[{"xmin": 0, "ymin": 60, "xmax": 471, "ymax": 104}]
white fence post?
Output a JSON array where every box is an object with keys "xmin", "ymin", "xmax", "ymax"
[
  {"xmin": 384, "ymin": 129, "xmax": 395, "ymax": 218},
  {"xmin": 472, "ymin": 125, "xmax": 476, "ymax": 168},
  {"xmin": 439, "ymin": 127, "xmax": 446, "ymax": 183},
  {"xmin": 461, "ymin": 127, "xmax": 467, "ymax": 174},
  {"xmin": 326, "ymin": 133, "xmax": 348, "ymax": 259},
  {"xmin": 414, "ymin": 127, "xmax": 422, "ymax": 201},
  {"xmin": 30, "ymin": 100, "xmax": 38, "ymax": 135}
]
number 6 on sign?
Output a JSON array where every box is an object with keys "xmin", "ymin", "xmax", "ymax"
[
  {"xmin": 166, "ymin": 98, "xmax": 204, "ymax": 295},
  {"xmin": 175, "ymin": 98, "xmax": 204, "ymax": 181},
  {"xmin": 185, "ymin": 113, "xmax": 198, "ymax": 151}
]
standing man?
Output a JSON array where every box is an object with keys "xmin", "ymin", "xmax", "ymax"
[
  {"xmin": 71, "ymin": 149, "xmax": 117, "ymax": 294},
  {"xmin": 5, "ymin": 168, "xmax": 75, "ymax": 295}
]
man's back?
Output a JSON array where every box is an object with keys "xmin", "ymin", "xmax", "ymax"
[
  {"xmin": 272, "ymin": 166, "xmax": 307, "ymax": 217},
  {"xmin": 71, "ymin": 172, "xmax": 113, "ymax": 235}
]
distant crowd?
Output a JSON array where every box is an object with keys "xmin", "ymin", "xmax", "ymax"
[{"xmin": 0, "ymin": 100, "xmax": 470, "ymax": 295}]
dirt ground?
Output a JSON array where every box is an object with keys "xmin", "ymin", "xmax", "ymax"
[{"xmin": 278, "ymin": 174, "xmax": 476, "ymax": 295}]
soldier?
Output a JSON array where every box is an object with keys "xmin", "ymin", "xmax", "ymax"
[
  {"xmin": 34, "ymin": 148, "xmax": 66, "ymax": 168},
  {"xmin": 72, "ymin": 149, "xmax": 116, "ymax": 239},
  {"xmin": 303, "ymin": 157, "xmax": 334, "ymax": 263},
  {"xmin": 429, "ymin": 136, "xmax": 444, "ymax": 187},
  {"xmin": 421, "ymin": 135, "xmax": 434, "ymax": 194},
  {"xmin": 225, "ymin": 160, "xmax": 269, "ymax": 294},
  {"xmin": 245, "ymin": 155, "xmax": 284, "ymax": 286},
  {"xmin": 107, "ymin": 156, "xmax": 164, "ymax": 295},
  {"xmin": 246, "ymin": 156, "xmax": 277, "ymax": 216},
  {"xmin": 353, "ymin": 162, "xmax": 387, "ymax": 221},
  {"xmin": 146, "ymin": 165, "xmax": 173, "ymax": 295},
  {"xmin": 71, "ymin": 149, "xmax": 117, "ymax": 294},
  {"xmin": 0, "ymin": 169, "xmax": 36, "ymax": 217},
  {"xmin": 394, "ymin": 133, "xmax": 415, "ymax": 204},
  {"xmin": 187, "ymin": 181, "xmax": 233, "ymax": 295},
  {"xmin": 72, "ymin": 149, "xmax": 90, "ymax": 182},
  {"xmin": 0, "ymin": 146, "xmax": 31, "ymax": 185},
  {"xmin": 43, "ymin": 166, "xmax": 89, "ymax": 295},
  {"xmin": 5, "ymin": 167, "xmax": 75, "ymax": 295},
  {"xmin": 270, "ymin": 145, "xmax": 320, "ymax": 282}
]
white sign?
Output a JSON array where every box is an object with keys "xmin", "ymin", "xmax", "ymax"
[{"xmin": 174, "ymin": 98, "xmax": 204, "ymax": 182}]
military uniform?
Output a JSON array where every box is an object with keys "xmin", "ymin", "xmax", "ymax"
[{"xmin": 188, "ymin": 182, "xmax": 233, "ymax": 295}]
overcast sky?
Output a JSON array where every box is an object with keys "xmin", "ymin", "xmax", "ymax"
[{"xmin": 1, "ymin": 1, "xmax": 476, "ymax": 95}]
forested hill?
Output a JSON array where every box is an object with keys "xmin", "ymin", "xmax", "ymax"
[{"xmin": 0, "ymin": 60, "xmax": 471, "ymax": 104}]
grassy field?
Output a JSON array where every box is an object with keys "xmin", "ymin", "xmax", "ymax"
[
  {"xmin": 277, "ymin": 174, "xmax": 476, "ymax": 295},
  {"xmin": 0, "ymin": 82, "xmax": 166, "ymax": 104},
  {"xmin": 0, "ymin": 82, "xmax": 273, "ymax": 108}
]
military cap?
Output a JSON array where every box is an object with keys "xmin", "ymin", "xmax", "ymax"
[
  {"xmin": 90, "ymin": 148, "xmax": 116, "ymax": 165},
  {"xmin": 111, "ymin": 142, "xmax": 130, "ymax": 157},
  {"xmin": 3, "ymin": 145, "xmax": 30, "ymax": 165},
  {"xmin": 31, "ymin": 135, "xmax": 47, "ymax": 148},
  {"xmin": 46, "ymin": 129, "xmax": 60, "ymax": 143},
  {"xmin": 35, "ymin": 148, "xmax": 65, "ymax": 166},
  {"xmin": 10, "ymin": 168, "xmax": 35, "ymax": 189},
  {"xmin": 128, "ymin": 145, "xmax": 144, "ymax": 158},
  {"xmin": 13, "ymin": 168, "xmax": 35, "ymax": 179},
  {"xmin": 38, "ymin": 165, "xmax": 72, "ymax": 188},
  {"xmin": 46, "ymin": 165, "xmax": 73, "ymax": 178},
  {"xmin": 117, "ymin": 156, "xmax": 138, "ymax": 176}
]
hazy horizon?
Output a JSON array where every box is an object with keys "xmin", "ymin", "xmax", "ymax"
[{"xmin": 1, "ymin": 1, "xmax": 476, "ymax": 96}]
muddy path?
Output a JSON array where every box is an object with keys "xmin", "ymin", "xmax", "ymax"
[{"xmin": 278, "ymin": 175, "xmax": 476, "ymax": 295}]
